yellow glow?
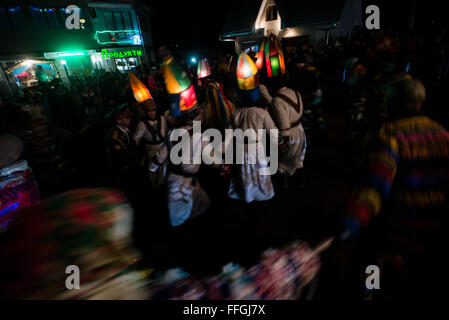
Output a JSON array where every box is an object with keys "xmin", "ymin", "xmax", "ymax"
[
  {"xmin": 282, "ymin": 28, "xmax": 302, "ymax": 38},
  {"xmin": 24, "ymin": 60, "xmax": 35, "ymax": 66}
]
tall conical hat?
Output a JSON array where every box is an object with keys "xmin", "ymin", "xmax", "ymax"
[
  {"xmin": 162, "ymin": 58, "xmax": 191, "ymax": 94},
  {"xmin": 237, "ymin": 52, "xmax": 259, "ymax": 91},
  {"xmin": 128, "ymin": 71, "xmax": 153, "ymax": 103},
  {"xmin": 258, "ymin": 34, "xmax": 286, "ymax": 78},
  {"xmin": 236, "ymin": 52, "xmax": 260, "ymax": 103},
  {"xmin": 162, "ymin": 58, "xmax": 197, "ymax": 116},
  {"xmin": 197, "ymin": 58, "xmax": 212, "ymax": 80}
]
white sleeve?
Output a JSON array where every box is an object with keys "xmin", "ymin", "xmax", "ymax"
[
  {"xmin": 271, "ymin": 98, "xmax": 291, "ymax": 136},
  {"xmin": 132, "ymin": 121, "xmax": 146, "ymax": 145},
  {"xmin": 259, "ymin": 84, "xmax": 272, "ymax": 103},
  {"xmin": 149, "ymin": 142, "xmax": 168, "ymax": 173}
]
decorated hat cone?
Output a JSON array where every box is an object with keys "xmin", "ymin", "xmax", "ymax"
[
  {"xmin": 237, "ymin": 52, "xmax": 260, "ymax": 103},
  {"xmin": 197, "ymin": 58, "xmax": 212, "ymax": 80},
  {"xmin": 257, "ymin": 34, "xmax": 286, "ymax": 78},
  {"xmin": 162, "ymin": 57, "xmax": 197, "ymax": 116},
  {"xmin": 128, "ymin": 71, "xmax": 156, "ymax": 112}
]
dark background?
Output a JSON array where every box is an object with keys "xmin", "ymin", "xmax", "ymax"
[{"xmin": 148, "ymin": 0, "xmax": 449, "ymax": 59}]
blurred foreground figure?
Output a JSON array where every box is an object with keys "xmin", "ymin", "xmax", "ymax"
[
  {"xmin": 0, "ymin": 188, "xmax": 147, "ymax": 299},
  {"xmin": 344, "ymin": 79, "xmax": 449, "ymax": 298},
  {"xmin": 0, "ymin": 134, "xmax": 39, "ymax": 231}
]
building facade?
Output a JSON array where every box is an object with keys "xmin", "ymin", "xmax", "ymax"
[
  {"xmin": 0, "ymin": 0, "xmax": 153, "ymax": 98},
  {"xmin": 221, "ymin": 0, "xmax": 363, "ymax": 53}
]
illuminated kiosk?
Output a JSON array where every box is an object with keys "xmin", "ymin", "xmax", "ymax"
[
  {"xmin": 6, "ymin": 59, "xmax": 58, "ymax": 89},
  {"xmin": 43, "ymin": 50, "xmax": 100, "ymax": 84}
]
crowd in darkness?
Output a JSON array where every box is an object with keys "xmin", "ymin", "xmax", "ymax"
[{"xmin": 1, "ymin": 24, "xmax": 449, "ymax": 299}]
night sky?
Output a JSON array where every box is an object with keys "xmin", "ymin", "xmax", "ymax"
[
  {"xmin": 147, "ymin": 0, "xmax": 448, "ymax": 58},
  {"xmin": 148, "ymin": 0, "xmax": 238, "ymax": 58}
]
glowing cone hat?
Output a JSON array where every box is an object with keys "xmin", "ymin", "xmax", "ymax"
[
  {"xmin": 128, "ymin": 71, "xmax": 152, "ymax": 103},
  {"xmin": 162, "ymin": 58, "xmax": 197, "ymax": 116},
  {"xmin": 237, "ymin": 52, "xmax": 259, "ymax": 91},
  {"xmin": 259, "ymin": 34, "xmax": 286, "ymax": 78},
  {"xmin": 236, "ymin": 52, "xmax": 260, "ymax": 103},
  {"xmin": 197, "ymin": 59, "xmax": 212, "ymax": 79}
]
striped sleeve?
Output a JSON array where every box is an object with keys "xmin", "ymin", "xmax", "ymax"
[{"xmin": 348, "ymin": 125, "xmax": 399, "ymax": 227}]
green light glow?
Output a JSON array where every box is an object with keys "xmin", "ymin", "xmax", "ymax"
[{"xmin": 57, "ymin": 52, "xmax": 85, "ymax": 57}]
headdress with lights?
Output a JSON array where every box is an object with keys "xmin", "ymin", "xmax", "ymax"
[
  {"xmin": 128, "ymin": 71, "xmax": 157, "ymax": 112},
  {"xmin": 162, "ymin": 58, "xmax": 197, "ymax": 116},
  {"xmin": 237, "ymin": 52, "xmax": 260, "ymax": 103},
  {"xmin": 257, "ymin": 34, "xmax": 286, "ymax": 78},
  {"xmin": 197, "ymin": 58, "xmax": 212, "ymax": 80}
]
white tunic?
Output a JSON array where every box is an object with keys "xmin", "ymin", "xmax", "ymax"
[
  {"xmin": 132, "ymin": 116, "xmax": 168, "ymax": 160},
  {"xmin": 265, "ymin": 86, "xmax": 307, "ymax": 176},
  {"xmin": 149, "ymin": 124, "xmax": 210, "ymax": 227},
  {"xmin": 228, "ymin": 106, "xmax": 277, "ymax": 203}
]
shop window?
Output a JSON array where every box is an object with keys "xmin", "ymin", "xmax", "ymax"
[
  {"xmin": 89, "ymin": 7, "xmax": 97, "ymax": 19},
  {"xmin": 266, "ymin": 5, "xmax": 277, "ymax": 22},
  {"xmin": 29, "ymin": 7, "xmax": 48, "ymax": 30},
  {"xmin": 7, "ymin": 6, "xmax": 27, "ymax": 30},
  {"xmin": 129, "ymin": 12, "xmax": 137, "ymax": 30},
  {"xmin": 46, "ymin": 9, "xmax": 61, "ymax": 29},
  {"xmin": 115, "ymin": 58, "xmax": 129, "ymax": 71},
  {"xmin": 123, "ymin": 12, "xmax": 132, "ymax": 30},
  {"xmin": 0, "ymin": 8, "xmax": 12, "ymax": 29},
  {"xmin": 103, "ymin": 11, "xmax": 115, "ymax": 30},
  {"xmin": 30, "ymin": 7, "xmax": 62, "ymax": 30},
  {"xmin": 128, "ymin": 58, "xmax": 138, "ymax": 69},
  {"xmin": 112, "ymin": 11, "xmax": 125, "ymax": 30}
]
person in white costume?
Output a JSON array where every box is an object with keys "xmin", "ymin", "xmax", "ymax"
[
  {"xmin": 133, "ymin": 100, "xmax": 168, "ymax": 189},
  {"xmin": 228, "ymin": 52, "xmax": 279, "ymax": 203},
  {"xmin": 260, "ymin": 79, "xmax": 307, "ymax": 177},
  {"xmin": 149, "ymin": 109, "xmax": 211, "ymax": 227}
]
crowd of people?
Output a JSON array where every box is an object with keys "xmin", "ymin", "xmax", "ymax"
[{"xmin": 0, "ymin": 27, "xmax": 448, "ymax": 299}]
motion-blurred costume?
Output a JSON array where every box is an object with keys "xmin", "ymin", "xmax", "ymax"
[
  {"xmin": 228, "ymin": 52, "xmax": 277, "ymax": 203},
  {"xmin": 147, "ymin": 240, "xmax": 322, "ymax": 300},
  {"xmin": 0, "ymin": 134, "xmax": 40, "ymax": 231},
  {"xmin": 5, "ymin": 107, "xmax": 68, "ymax": 197},
  {"xmin": 197, "ymin": 58, "xmax": 235, "ymax": 134},
  {"xmin": 0, "ymin": 188, "xmax": 148, "ymax": 299},
  {"xmin": 150, "ymin": 58, "xmax": 210, "ymax": 227},
  {"xmin": 345, "ymin": 79, "xmax": 449, "ymax": 298}
]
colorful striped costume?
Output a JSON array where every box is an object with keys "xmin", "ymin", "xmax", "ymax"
[
  {"xmin": 349, "ymin": 116, "xmax": 449, "ymax": 251},
  {"xmin": 203, "ymin": 79, "xmax": 235, "ymax": 133}
]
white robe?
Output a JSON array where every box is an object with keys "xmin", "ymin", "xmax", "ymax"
[
  {"xmin": 132, "ymin": 116, "xmax": 168, "ymax": 160},
  {"xmin": 149, "ymin": 124, "xmax": 210, "ymax": 227},
  {"xmin": 228, "ymin": 106, "xmax": 277, "ymax": 203},
  {"xmin": 262, "ymin": 85, "xmax": 307, "ymax": 176}
]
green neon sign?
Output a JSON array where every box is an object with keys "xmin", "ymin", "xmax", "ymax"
[{"xmin": 101, "ymin": 49, "xmax": 142, "ymax": 59}]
